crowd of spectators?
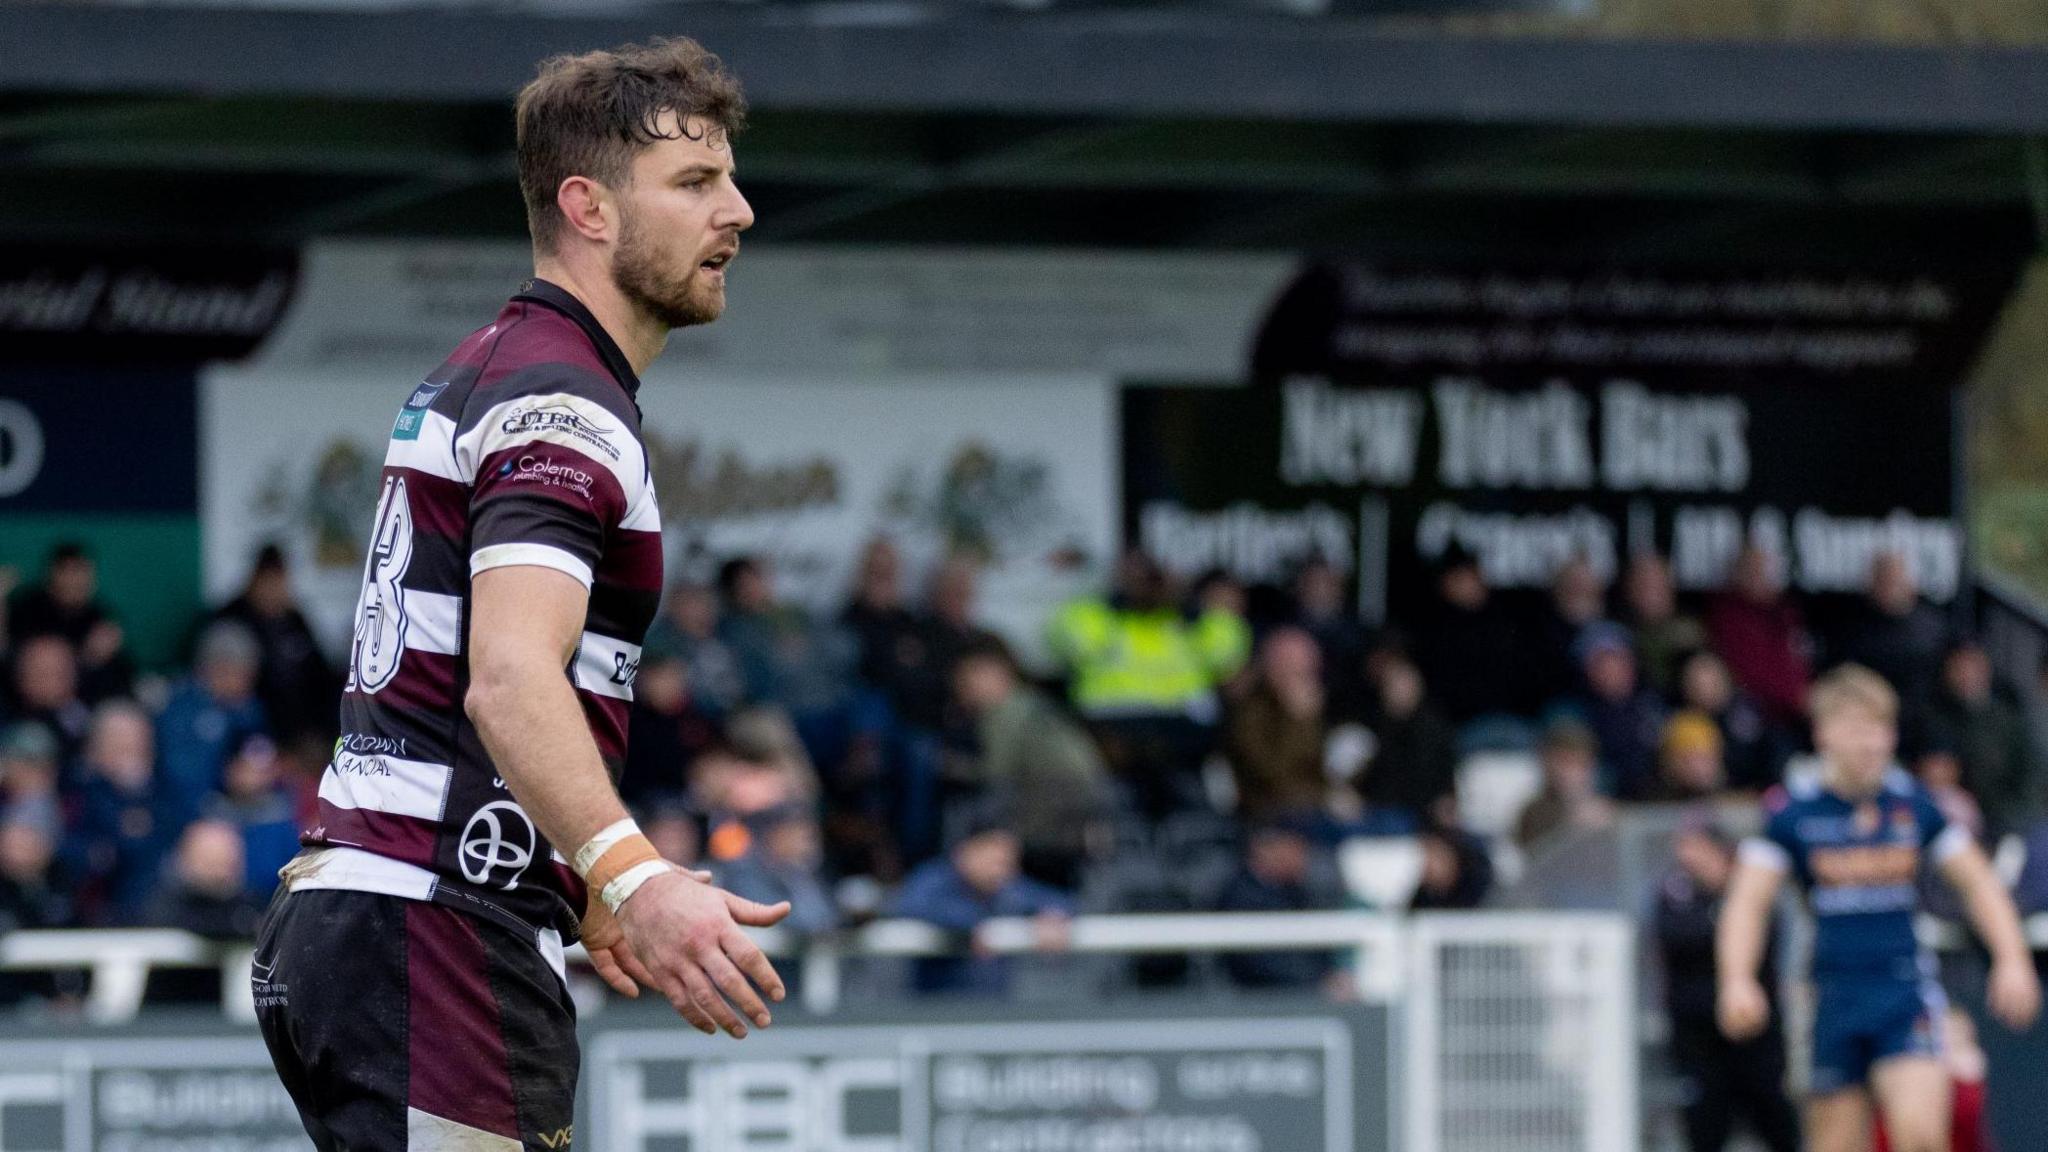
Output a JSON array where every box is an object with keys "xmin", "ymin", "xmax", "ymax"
[{"xmin": 2, "ymin": 529, "xmax": 2043, "ymax": 1005}]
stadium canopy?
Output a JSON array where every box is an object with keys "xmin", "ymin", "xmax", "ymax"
[{"xmin": 4, "ymin": 3, "xmax": 2047, "ymax": 258}]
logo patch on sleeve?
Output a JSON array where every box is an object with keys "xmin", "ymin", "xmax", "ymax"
[{"xmin": 392, "ymin": 380, "xmax": 449, "ymax": 441}]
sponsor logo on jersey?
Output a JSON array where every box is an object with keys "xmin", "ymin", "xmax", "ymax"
[
  {"xmin": 1809, "ymin": 842, "xmax": 1920, "ymax": 888},
  {"xmin": 392, "ymin": 380, "xmax": 448, "ymax": 441},
  {"xmin": 339, "ymin": 733, "xmax": 409, "ymax": 758},
  {"xmin": 507, "ymin": 453, "xmax": 596, "ymax": 500},
  {"xmin": 334, "ymin": 750, "xmax": 392, "ymax": 777},
  {"xmin": 501, "ymin": 402, "xmax": 621, "ymax": 461},
  {"xmin": 460, "ymin": 800, "xmax": 536, "ymax": 890}
]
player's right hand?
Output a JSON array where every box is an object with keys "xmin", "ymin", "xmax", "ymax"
[
  {"xmin": 1717, "ymin": 976, "xmax": 1770, "ymax": 1041},
  {"xmin": 1988, "ymin": 955, "xmax": 2041, "ymax": 1032},
  {"xmin": 615, "ymin": 869, "xmax": 790, "ymax": 1039}
]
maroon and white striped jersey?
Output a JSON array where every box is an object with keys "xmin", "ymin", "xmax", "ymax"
[{"xmin": 297, "ymin": 279, "xmax": 662, "ymax": 946}]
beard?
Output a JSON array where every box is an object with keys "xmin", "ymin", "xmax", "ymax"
[{"xmin": 612, "ymin": 206, "xmax": 723, "ymax": 330}]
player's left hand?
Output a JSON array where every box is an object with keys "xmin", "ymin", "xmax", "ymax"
[{"xmin": 1988, "ymin": 956, "xmax": 2041, "ymax": 1032}]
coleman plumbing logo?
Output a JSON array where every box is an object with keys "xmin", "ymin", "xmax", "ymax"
[
  {"xmin": 501, "ymin": 402, "xmax": 621, "ymax": 461},
  {"xmin": 499, "ymin": 454, "xmax": 596, "ymax": 500}
]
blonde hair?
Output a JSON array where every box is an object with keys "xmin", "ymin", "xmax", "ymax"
[{"xmin": 1809, "ymin": 663, "xmax": 1898, "ymax": 725}]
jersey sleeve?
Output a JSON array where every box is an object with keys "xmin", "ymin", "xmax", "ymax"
[
  {"xmin": 1738, "ymin": 788, "xmax": 1798, "ymax": 874},
  {"xmin": 456, "ymin": 371, "xmax": 643, "ymax": 590},
  {"xmin": 1913, "ymin": 786, "xmax": 1971, "ymax": 865}
]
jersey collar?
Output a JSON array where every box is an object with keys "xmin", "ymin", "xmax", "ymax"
[{"xmin": 512, "ymin": 277, "xmax": 643, "ymax": 399}]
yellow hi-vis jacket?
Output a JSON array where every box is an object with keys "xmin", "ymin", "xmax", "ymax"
[{"xmin": 1045, "ymin": 597, "xmax": 1251, "ymax": 720}]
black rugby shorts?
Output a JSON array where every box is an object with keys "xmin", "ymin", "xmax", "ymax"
[{"xmin": 254, "ymin": 887, "xmax": 579, "ymax": 1150}]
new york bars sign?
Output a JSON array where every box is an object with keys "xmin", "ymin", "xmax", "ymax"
[{"xmin": 1121, "ymin": 262, "xmax": 2022, "ymax": 623}]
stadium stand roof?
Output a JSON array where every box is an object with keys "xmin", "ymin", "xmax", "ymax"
[{"xmin": 3, "ymin": 3, "xmax": 2044, "ymax": 255}]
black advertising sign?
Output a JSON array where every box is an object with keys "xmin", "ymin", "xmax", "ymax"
[
  {"xmin": 1123, "ymin": 263, "xmax": 2022, "ymax": 623},
  {"xmin": 0, "ymin": 246, "xmax": 297, "ymax": 363}
]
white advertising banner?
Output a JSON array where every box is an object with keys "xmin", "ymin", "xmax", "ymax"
[
  {"xmin": 202, "ymin": 367, "xmax": 1115, "ymax": 668},
  {"xmin": 201, "ymin": 239, "xmax": 1289, "ymax": 665}
]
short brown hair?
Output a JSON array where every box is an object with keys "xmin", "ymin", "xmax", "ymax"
[
  {"xmin": 515, "ymin": 37, "xmax": 747, "ymax": 252},
  {"xmin": 1809, "ymin": 663, "xmax": 1898, "ymax": 725}
]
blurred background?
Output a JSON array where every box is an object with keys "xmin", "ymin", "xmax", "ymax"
[{"xmin": 6, "ymin": 1, "xmax": 2048, "ymax": 1150}]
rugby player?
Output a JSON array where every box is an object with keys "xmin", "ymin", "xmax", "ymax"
[
  {"xmin": 1717, "ymin": 664, "xmax": 2039, "ymax": 1152},
  {"xmin": 254, "ymin": 39, "xmax": 788, "ymax": 1150}
]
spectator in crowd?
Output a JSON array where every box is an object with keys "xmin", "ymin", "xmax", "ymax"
[
  {"xmin": 891, "ymin": 810, "xmax": 1074, "ymax": 996},
  {"xmin": 1514, "ymin": 718, "xmax": 1615, "ymax": 848},
  {"xmin": 1706, "ymin": 545, "xmax": 1811, "ymax": 729},
  {"xmin": 156, "ymin": 621, "xmax": 268, "ymax": 823},
  {"xmin": 202, "ymin": 734, "xmax": 298, "ymax": 899},
  {"xmin": 0, "ymin": 817, "xmax": 72, "ymax": 933},
  {"xmin": 841, "ymin": 537, "xmax": 926, "ymax": 712},
  {"xmin": 714, "ymin": 801, "xmax": 839, "ymax": 937},
  {"xmin": 1913, "ymin": 745, "xmax": 1986, "ymax": 842},
  {"xmin": 1657, "ymin": 711, "xmax": 1727, "ymax": 802},
  {"xmin": 0, "ymin": 817, "xmax": 73, "ymax": 1004},
  {"xmin": 1526, "ymin": 556, "xmax": 1608, "ymax": 709},
  {"xmin": 1290, "ymin": 558, "xmax": 1370, "ymax": 719},
  {"xmin": 1923, "ymin": 638, "xmax": 2040, "ymax": 837},
  {"xmin": 620, "ymin": 650, "xmax": 721, "ymax": 809},
  {"xmin": 1214, "ymin": 822, "xmax": 1340, "ymax": 990},
  {"xmin": 7, "ymin": 542, "xmax": 134, "ymax": 703},
  {"xmin": 1653, "ymin": 816, "xmax": 1799, "ymax": 1152},
  {"xmin": 693, "ymin": 736, "xmax": 809, "ymax": 829},
  {"xmin": 1354, "ymin": 648, "xmax": 1457, "ymax": 827},
  {"xmin": 950, "ymin": 636, "xmax": 1112, "ymax": 890},
  {"xmin": 64, "ymin": 701, "xmax": 172, "ymax": 925},
  {"xmin": 640, "ymin": 800, "xmax": 702, "ymax": 869},
  {"xmin": 1677, "ymin": 650, "xmax": 1781, "ymax": 792},
  {"xmin": 1568, "ymin": 622, "xmax": 1667, "ymax": 801},
  {"xmin": 718, "ymin": 555, "xmax": 860, "ymax": 772},
  {"xmin": 716, "ymin": 555, "xmax": 857, "ymax": 718},
  {"xmin": 0, "ymin": 722, "xmax": 62, "ymax": 842},
  {"xmin": 1047, "ymin": 550, "xmax": 1249, "ymax": 818},
  {"xmin": 1409, "ymin": 823, "xmax": 1493, "ymax": 910},
  {"xmin": 723, "ymin": 707, "xmax": 821, "ymax": 807},
  {"xmin": 644, "ymin": 581, "xmax": 745, "ymax": 717},
  {"xmin": 1623, "ymin": 551, "xmax": 1706, "ymax": 699},
  {"xmin": 918, "ymin": 556, "xmax": 1000, "ymax": 726},
  {"xmin": 1827, "ymin": 551, "xmax": 1949, "ymax": 719},
  {"xmin": 839, "ymin": 542, "xmax": 962, "ymax": 870},
  {"xmin": 1414, "ymin": 547, "xmax": 1521, "ymax": 731},
  {"xmin": 1191, "ymin": 569, "xmax": 1252, "ymax": 690},
  {"xmin": 206, "ymin": 544, "xmax": 340, "ymax": 752},
  {"xmin": 1224, "ymin": 628, "xmax": 1332, "ymax": 824},
  {"xmin": 149, "ymin": 819, "xmax": 264, "ymax": 941},
  {"xmin": 716, "ymin": 555, "xmax": 790, "ymax": 706},
  {"xmin": 7, "ymin": 635, "xmax": 91, "ymax": 771}
]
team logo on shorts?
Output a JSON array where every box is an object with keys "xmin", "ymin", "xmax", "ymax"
[{"xmin": 460, "ymin": 799, "xmax": 536, "ymax": 890}]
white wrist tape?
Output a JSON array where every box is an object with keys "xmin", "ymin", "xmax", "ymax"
[
  {"xmin": 572, "ymin": 818, "xmax": 641, "ymax": 880},
  {"xmin": 600, "ymin": 859, "xmax": 673, "ymax": 913}
]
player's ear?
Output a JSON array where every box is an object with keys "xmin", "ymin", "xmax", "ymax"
[{"xmin": 554, "ymin": 175, "xmax": 615, "ymax": 245}]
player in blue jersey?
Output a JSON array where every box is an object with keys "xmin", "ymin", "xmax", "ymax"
[{"xmin": 1716, "ymin": 664, "xmax": 2039, "ymax": 1152}]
